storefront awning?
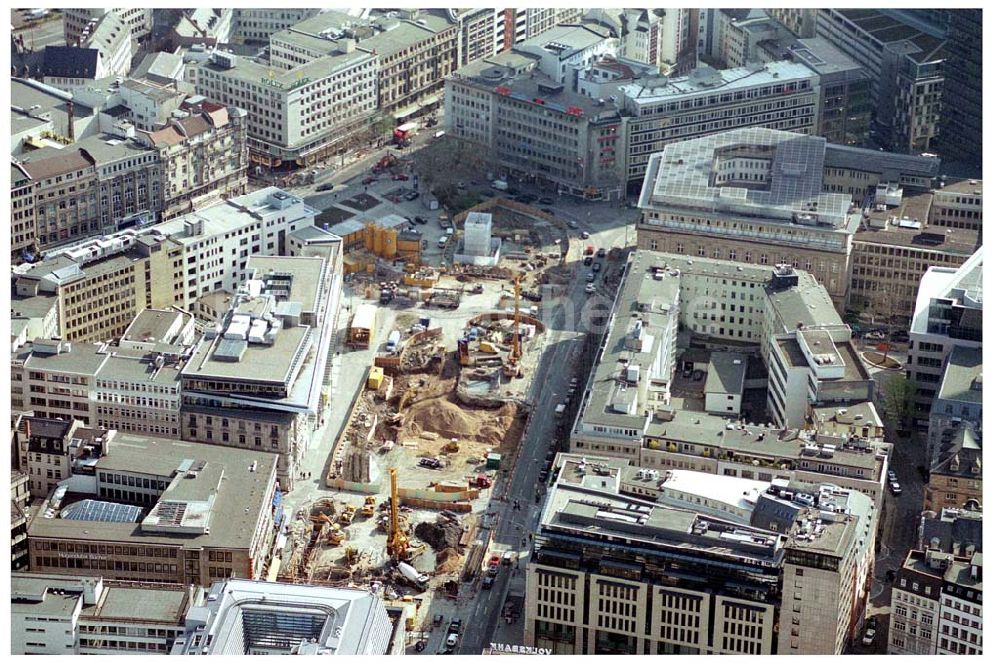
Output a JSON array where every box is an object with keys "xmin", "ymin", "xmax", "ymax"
[
  {"xmin": 420, "ymin": 93, "xmax": 442, "ymax": 107},
  {"xmin": 393, "ymin": 104, "xmax": 422, "ymax": 119}
]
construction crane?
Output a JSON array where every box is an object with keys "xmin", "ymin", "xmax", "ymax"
[
  {"xmin": 504, "ymin": 274, "xmax": 524, "ymax": 378},
  {"xmin": 387, "ymin": 468, "xmax": 410, "ymax": 561}
]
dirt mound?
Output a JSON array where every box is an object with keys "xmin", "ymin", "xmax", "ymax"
[
  {"xmin": 414, "ymin": 521, "xmax": 464, "ymax": 550},
  {"xmin": 400, "ymin": 397, "xmax": 518, "ymax": 446},
  {"xmin": 435, "ymin": 547, "xmax": 464, "ymax": 575}
]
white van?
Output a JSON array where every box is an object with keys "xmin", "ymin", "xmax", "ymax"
[
  {"xmin": 434, "ymin": 130, "xmax": 446, "ymax": 139},
  {"xmin": 386, "ymin": 330, "xmax": 401, "ymax": 353},
  {"xmin": 438, "ymin": 235, "xmax": 449, "ymax": 249}
]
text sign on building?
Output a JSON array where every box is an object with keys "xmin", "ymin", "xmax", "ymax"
[{"xmin": 488, "ymin": 643, "xmax": 552, "ymax": 655}]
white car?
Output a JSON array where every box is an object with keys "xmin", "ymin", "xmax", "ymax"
[
  {"xmin": 862, "ymin": 627, "xmax": 876, "ymax": 646},
  {"xmin": 585, "ymin": 283, "xmax": 596, "ymax": 294},
  {"xmin": 446, "ymin": 633, "xmax": 460, "ymax": 648},
  {"xmin": 580, "ymin": 231, "xmax": 590, "ymax": 239},
  {"xmin": 889, "ymin": 481, "xmax": 903, "ymax": 495}
]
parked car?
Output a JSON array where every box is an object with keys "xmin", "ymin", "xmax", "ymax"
[
  {"xmin": 414, "ymin": 216, "xmax": 428, "ymax": 225},
  {"xmin": 315, "ymin": 182, "xmax": 334, "ymax": 192},
  {"xmin": 596, "ymin": 248, "xmax": 607, "ymax": 258},
  {"xmin": 890, "ymin": 481, "xmax": 903, "ymax": 495},
  {"xmin": 482, "ymin": 575, "xmax": 494, "ymax": 589},
  {"xmin": 592, "ymin": 262, "xmax": 602, "ymax": 273},
  {"xmin": 446, "ymin": 633, "xmax": 460, "ymax": 648},
  {"xmin": 448, "ymin": 619, "xmax": 462, "ymax": 633},
  {"xmin": 539, "ymin": 196, "xmax": 554, "ymax": 205},
  {"xmin": 580, "ymin": 231, "xmax": 590, "ymax": 239},
  {"xmin": 887, "ymin": 470, "xmax": 898, "ymax": 483},
  {"xmin": 393, "ymin": 173, "xmax": 409, "ymax": 181},
  {"xmin": 404, "ymin": 190, "xmax": 420, "ymax": 201},
  {"xmin": 585, "ymin": 283, "xmax": 596, "ymax": 294},
  {"xmin": 567, "ymin": 220, "xmax": 579, "ymax": 229},
  {"xmin": 418, "ymin": 457, "xmax": 443, "ymax": 469},
  {"xmin": 862, "ymin": 627, "xmax": 876, "ymax": 646},
  {"xmin": 583, "ymin": 256, "xmax": 593, "ymax": 266},
  {"xmin": 586, "ymin": 272, "xmax": 596, "ymax": 283},
  {"xmin": 488, "ymin": 554, "xmax": 501, "ymax": 569},
  {"xmin": 433, "ymin": 614, "xmax": 444, "ymax": 627},
  {"xmin": 362, "ymin": 176, "xmax": 377, "ymax": 185}
]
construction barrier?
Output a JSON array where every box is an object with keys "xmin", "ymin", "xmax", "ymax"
[
  {"xmin": 400, "ymin": 497, "xmax": 473, "ymax": 512},
  {"xmin": 398, "ymin": 487, "xmax": 481, "ymax": 502},
  {"xmin": 328, "ymin": 478, "xmax": 381, "ymax": 494}
]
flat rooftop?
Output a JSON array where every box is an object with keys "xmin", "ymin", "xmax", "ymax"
[
  {"xmin": 183, "ymin": 322, "xmax": 309, "ymax": 387},
  {"xmin": 29, "ymin": 434, "xmax": 277, "ymax": 549},
  {"xmin": 641, "ymin": 128, "xmax": 856, "ymax": 230},
  {"xmin": 620, "ymin": 61, "xmax": 817, "ymax": 104},
  {"xmin": 765, "ymin": 273, "xmax": 844, "ymax": 334},
  {"xmin": 121, "ymin": 309, "xmax": 192, "ymax": 345},
  {"xmin": 705, "ymin": 352, "xmax": 748, "ymax": 395},
  {"xmin": 835, "ymin": 8, "xmax": 946, "ymax": 63},
  {"xmin": 937, "ymin": 346, "xmax": 982, "ymax": 404},
  {"xmin": 858, "ymin": 197, "xmax": 980, "ymax": 257},
  {"xmin": 246, "ymin": 255, "xmax": 326, "ymax": 315}
]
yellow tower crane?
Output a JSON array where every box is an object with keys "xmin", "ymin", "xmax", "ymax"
[{"xmin": 387, "ymin": 468, "xmax": 410, "ymax": 561}]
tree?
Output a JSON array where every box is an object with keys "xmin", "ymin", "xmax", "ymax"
[{"xmin": 881, "ymin": 374, "xmax": 917, "ymax": 433}]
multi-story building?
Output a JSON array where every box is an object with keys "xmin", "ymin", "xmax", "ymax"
[
  {"xmin": 169, "ymin": 8, "xmax": 235, "ymax": 48},
  {"xmin": 938, "ymin": 10, "xmax": 981, "ymax": 171},
  {"xmin": 816, "ymin": 9, "xmax": 945, "ymax": 154},
  {"xmin": 11, "ymin": 188, "xmax": 317, "ymax": 343},
  {"xmin": 11, "ymin": 574, "xmax": 197, "ymax": 655},
  {"xmin": 927, "ymin": 179, "xmax": 983, "ymax": 234},
  {"xmin": 64, "ymin": 8, "xmax": 152, "ymax": 46},
  {"xmin": 926, "ymin": 346, "xmax": 981, "ymax": 470},
  {"xmin": 525, "ymin": 453, "xmax": 876, "ymax": 654},
  {"xmin": 786, "ymin": 38, "xmax": 871, "ymax": 146},
  {"xmin": 618, "ymin": 62, "xmax": 820, "ymax": 186},
  {"xmin": 906, "ymin": 248, "xmax": 983, "ymax": 426},
  {"xmin": 637, "ymin": 129, "xmax": 857, "ymax": 308},
  {"xmin": 16, "ymin": 417, "xmax": 95, "ymax": 497},
  {"xmin": 11, "ymin": 162, "xmax": 37, "ymax": 262},
  {"xmin": 180, "ymin": 254, "xmax": 342, "ymax": 489},
  {"xmin": 889, "ymin": 549, "xmax": 982, "ymax": 655},
  {"xmin": 48, "ymin": 14, "xmax": 134, "ymax": 90},
  {"xmin": 918, "ymin": 506, "xmax": 982, "ymax": 555},
  {"xmin": 171, "ymin": 579, "xmax": 397, "ymax": 655},
  {"xmin": 25, "ymin": 432, "xmax": 279, "ymax": 588},
  {"xmin": 767, "ymin": 8, "xmax": 818, "ymax": 38},
  {"xmin": 454, "ymin": 8, "xmax": 505, "ymax": 66},
  {"xmin": 820, "ymin": 143, "xmax": 941, "ymax": 204},
  {"xmin": 115, "ymin": 79, "xmax": 188, "ymax": 132},
  {"xmin": 924, "ymin": 425, "xmax": 982, "ymax": 514},
  {"xmin": 848, "ymin": 188, "xmax": 979, "ymax": 319},
  {"xmin": 720, "ymin": 11, "xmax": 794, "ymax": 69},
  {"xmin": 12, "ymin": 470, "xmax": 31, "ymax": 571},
  {"xmin": 503, "ymin": 8, "xmax": 583, "ymax": 48},
  {"xmin": 16, "ymin": 147, "xmax": 101, "ymax": 250},
  {"xmin": 231, "ymin": 8, "xmax": 322, "ymax": 44},
  {"xmin": 135, "ymin": 99, "xmax": 249, "ymax": 219},
  {"xmin": 196, "ymin": 45, "xmax": 378, "ymax": 169},
  {"xmin": 446, "ymin": 50, "xmax": 627, "ymax": 200}
]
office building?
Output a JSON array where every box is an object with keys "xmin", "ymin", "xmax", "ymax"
[
  {"xmin": 11, "ymin": 574, "xmax": 198, "ymax": 655},
  {"xmin": 926, "ymin": 346, "xmax": 982, "ymax": 471},
  {"xmin": 939, "ymin": 10, "xmax": 981, "ymax": 171},
  {"xmin": 10, "ymin": 290, "xmax": 60, "ymax": 350},
  {"xmin": 455, "ymin": 8, "xmax": 505, "ymax": 66},
  {"xmin": 12, "ymin": 470, "xmax": 31, "ymax": 571},
  {"xmin": 231, "ymin": 8, "xmax": 322, "ymax": 44},
  {"xmin": 15, "ymin": 147, "xmax": 102, "ymax": 250},
  {"xmin": 927, "ymin": 179, "xmax": 983, "ymax": 233},
  {"xmin": 446, "ymin": 48, "xmax": 627, "ymax": 201},
  {"xmin": 64, "ymin": 8, "xmax": 152, "ymax": 46},
  {"xmin": 918, "ymin": 507, "xmax": 982, "ymax": 555},
  {"xmin": 768, "ymin": 9, "xmax": 818, "ymax": 38},
  {"xmin": 171, "ymin": 579, "xmax": 395, "ymax": 655},
  {"xmin": 849, "ymin": 184, "xmax": 980, "ymax": 317},
  {"xmin": 180, "ymin": 254, "xmax": 342, "ymax": 489},
  {"xmin": 25, "ymin": 432, "xmax": 279, "ymax": 587},
  {"xmin": 619, "ymin": 62, "xmax": 820, "ymax": 186},
  {"xmin": 786, "ymin": 38, "xmax": 871, "ymax": 146},
  {"xmin": 525, "ymin": 453, "xmax": 876, "ymax": 654},
  {"xmin": 637, "ymin": 129, "xmax": 857, "ymax": 308},
  {"xmin": 906, "ymin": 248, "xmax": 983, "ymax": 426},
  {"xmin": 11, "ymin": 188, "xmax": 318, "ymax": 343},
  {"xmin": 889, "ymin": 549, "xmax": 982, "ymax": 655},
  {"xmin": 503, "ymin": 8, "xmax": 584, "ymax": 48},
  {"xmin": 169, "ymin": 8, "xmax": 235, "ymax": 48},
  {"xmin": 16, "ymin": 417, "xmax": 97, "ymax": 497},
  {"xmin": 196, "ymin": 45, "xmax": 378, "ymax": 169},
  {"xmin": 816, "ymin": 9, "xmax": 945, "ymax": 154}
]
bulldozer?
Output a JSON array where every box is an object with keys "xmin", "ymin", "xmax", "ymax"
[
  {"xmin": 340, "ymin": 505, "xmax": 357, "ymax": 524},
  {"xmin": 361, "ymin": 496, "xmax": 377, "ymax": 518},
  {"xmin": 327, "ymin": 523, "xmax": 345, "ymax": 546}
]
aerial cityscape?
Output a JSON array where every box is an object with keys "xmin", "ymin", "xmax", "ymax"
[{"xmin": 8, "ymin": 6, "xmax": 982, "ymax": 657}]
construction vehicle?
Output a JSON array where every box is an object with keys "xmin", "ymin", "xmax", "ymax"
[
  {"xmin": 387, "ymin": 469, "xmax": 411, "ymax": 561},
  {"xmin": 503, "ymin": 274, "xmax": 524, "ymax": 378},
  {"xmin": 397, "ymin": 562, "xmax": 430, "ymax": 590},
  {"xmin": 327, "ymin": 523, "xmax": 345, "ymax": 546},
  {"xmin": 442, "ymin": 439, "xmax": 460, "ymax": 454},
  {"xmin": 340, "ymin": 505, "xmax": 357, "ymax": 524},
  {"xmin": 362, "ymin": 496, "xmax": 377, "ymax": 518},
  {"xmin": 469, "ymin": 474, "xmax": 492, "ymax": 489}
]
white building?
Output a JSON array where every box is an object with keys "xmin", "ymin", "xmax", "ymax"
[
  {"xmin": 455, "ymin": 212, "xmax": 501, "ymax": 266},
  {"xmin": 11, "ymin": 574, "xmax": 197, "ymax": 655},
  {"xmin": 704, "ymin": 352, "xmax": 747, "ymax": 417},
  {"xmin": 906, "ymin": 248, "xmax": 983, "ymax": 427},
  {"xmin": 171, "ymin": 579, "xmax": 395, "ymax": 655}
]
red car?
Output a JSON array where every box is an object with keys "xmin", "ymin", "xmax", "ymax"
[
  {"xmin": 487, "ymin": 553, "xmax": 501, "ymax": 574},
  {"xmin": 362, "ymin": 176, "xmax": 376, "ymax": 185},
  {"xmin": 392, "ymin": 173, "xmax": 409, "ymax": 181}
]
